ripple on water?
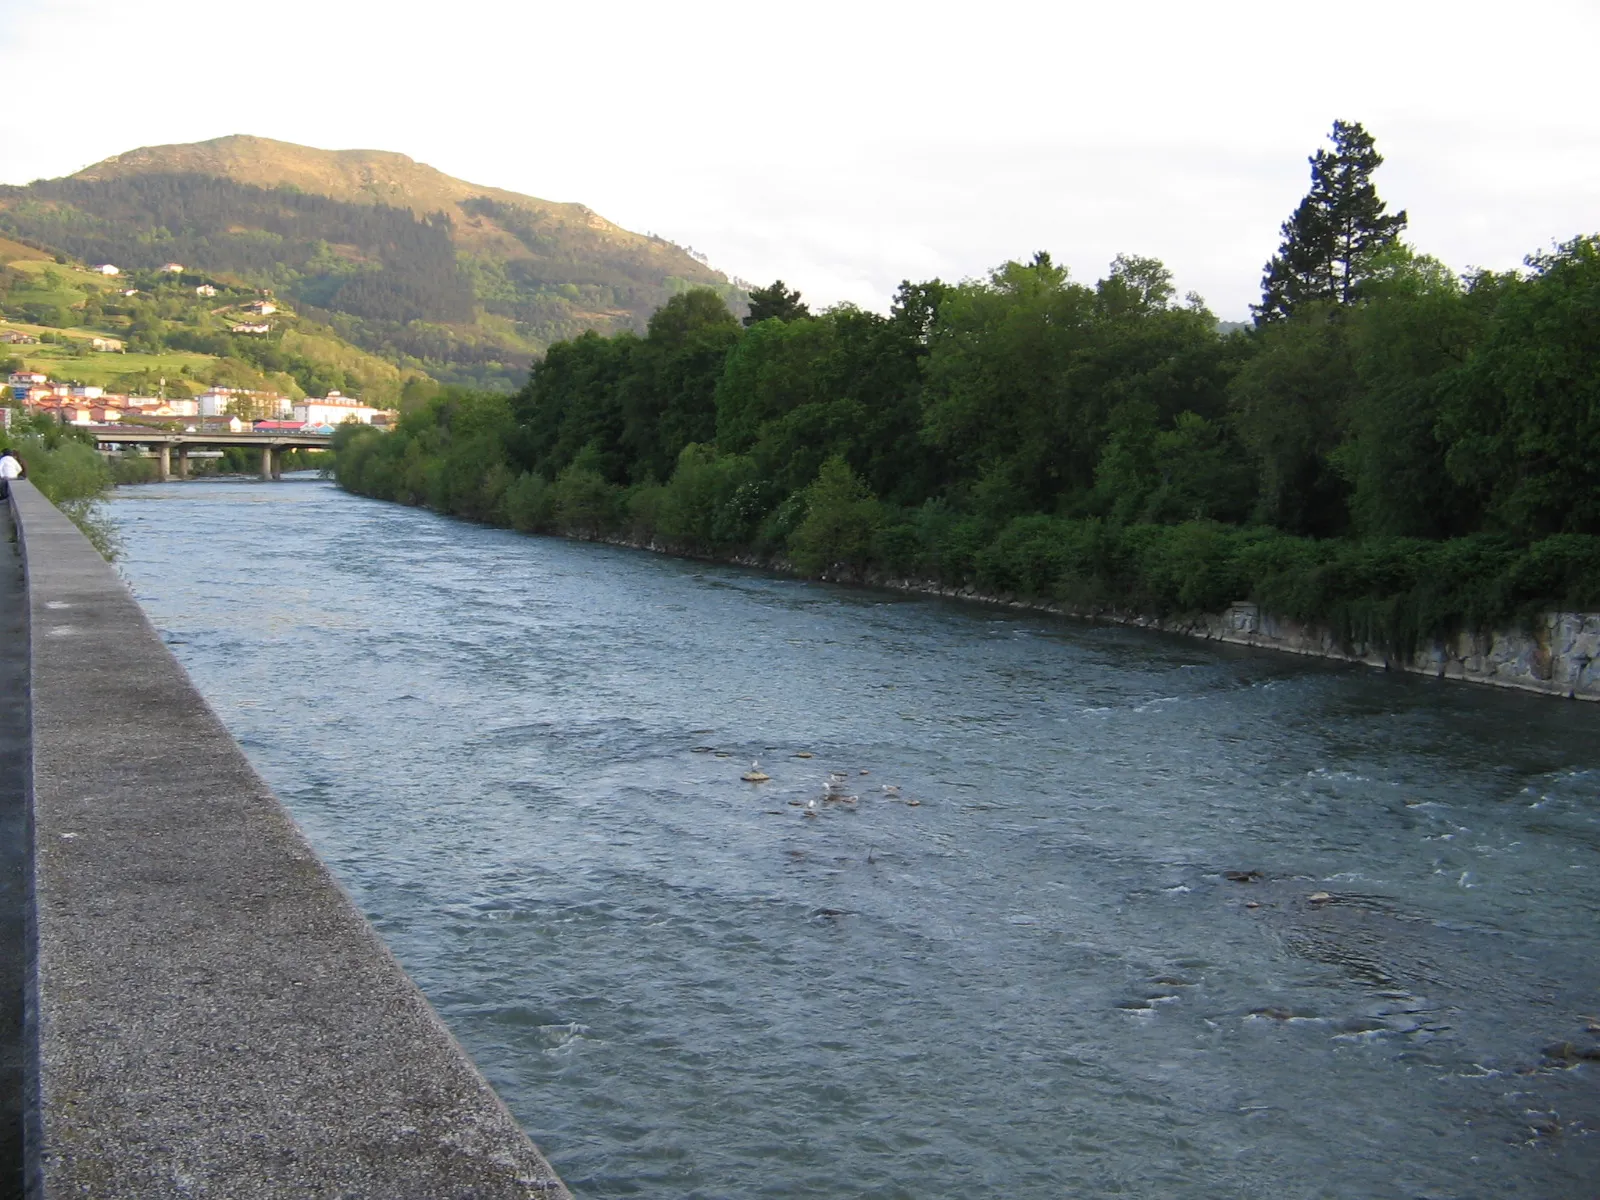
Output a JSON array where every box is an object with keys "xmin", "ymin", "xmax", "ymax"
[{"xmin": 107, "ymin": 478, "xmax": 1600, "ymax": 1199}]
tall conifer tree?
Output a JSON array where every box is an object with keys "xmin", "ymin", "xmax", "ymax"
[{"xmin": 1255, "ymin": 120, "xmax": 1407, "ymax": 323}]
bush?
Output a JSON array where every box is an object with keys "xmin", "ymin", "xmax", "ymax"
[
  {"xmin": 506, "ymin": 471, "xmax": 555, "ymax": 532},
  {"xmin": 787, "ymin": 456, "xmax": 883, "ymax": 575}
]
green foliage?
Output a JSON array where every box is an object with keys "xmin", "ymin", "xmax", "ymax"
[
  {"xmin": 654, "ymin": 444, "xmax": 763, "ymax": 550},
  {"xmin": 329, "ymin": 192, "xmax": 1600, "ymax": 650},
  {"xmin": 787, "ymin": 456, "xmax": 883, "ymax": 575},
  {"xmin": 1228, "ymin": 303, "xmax": 1354, "ymax": 535},
  {"xmin": 1439, "ymin": 236, "xmax": 1600, "ymax": 538},
  {"xmin": 7, "ymin": 420, "xmax": 118, "ymax": 556},
  {"xmin": 1257, "ymin": 120, "xmax": 1408, "ymax": 321},
  {"xmin": 743, "ymin": 280, "xmax": 810, "ymax": 326}
]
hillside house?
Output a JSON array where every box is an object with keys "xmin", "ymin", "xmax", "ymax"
[
  {"xmin": 90, "ymin": 336, "xmax": 124, "ymax": 352},
  {"xmin": 243, "ymin": 301, "xmax": 277, "ymax": 316},
  {"xmin": 161, "ymin": 263, "xmax": 185, "ymax": 273},
  {"xmin": 93, "ymin": 264, "xmax": 120, "ymax": 276},
  {"xmin": 0, "ymin": 330, "xmax": 38, "ymax": 345},
  {"xmin": 230, "ymin": 322, "xmax": 271, "ymax": 335},
  {"xmin": 196, "ymin": 284, "xmax": 218, "ymax": 297},
  {"xmin": 8, "ymin": 372, "xmax": 47, "ymax": 387}
]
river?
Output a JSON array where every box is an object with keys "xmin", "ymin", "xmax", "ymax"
[{"xmin": 105, "ymin": 477, "xmax": 1600, "ymax": 1198}]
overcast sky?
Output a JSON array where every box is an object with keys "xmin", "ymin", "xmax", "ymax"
[{"xmin": 2, "ymin": 0, "xmax": 1596, "ymax": 318}]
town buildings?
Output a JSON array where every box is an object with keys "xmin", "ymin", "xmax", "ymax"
[{"xmin": 8, "ymin": 371, "xmax": 389, "ymax": 430}]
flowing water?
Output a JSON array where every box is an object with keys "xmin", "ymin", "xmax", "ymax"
[{"xmin": 106, "ymin": 478, "xmax": 1600, "ymax": 1198}]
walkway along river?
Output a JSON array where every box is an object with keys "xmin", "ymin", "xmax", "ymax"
[{"xmin": 107, "ymin": 477, "xmax": 1600, "ymax": 1198}]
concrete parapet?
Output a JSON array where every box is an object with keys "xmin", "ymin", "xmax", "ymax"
[{"xmin": 6, "ymin": 480, "xmax": 568, "ymax": 1198}]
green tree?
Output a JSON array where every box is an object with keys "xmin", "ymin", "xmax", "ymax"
[
  {"xmin": 1229, "ymin": 305, "xmax": 1355, "ymax": 536},
  {"xmin": 788, "ymin": 455, "xmax": 883, "ymax": 575},
  {"xmin": 1439, "ymin": 236, "xmax": 1600, "ymax": 537},
  {"xmin": 620, "ymin": 288, "xmax": 741, "ymax": 482},
  {"xmin": 743, "ymin": 279, "xmax": 810, "ymax": 326},
  {"xmin": 1256, "ymin": 120, "xmax": 1408, "ymax": 322},
  {"xmin": 1335, "ymin": 248, "xmax": 1489, "ymax": 537}
]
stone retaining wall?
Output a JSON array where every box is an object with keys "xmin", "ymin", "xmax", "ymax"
[{"xmin": 866, "ymin": 578, "xmax": 1600, "ymax": 701}]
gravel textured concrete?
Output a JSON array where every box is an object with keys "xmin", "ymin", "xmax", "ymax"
[
  {"xmin": 9, "ymin": 481, "xmax": 571, "ymax": 1199},
  {"xmin": 0, "ymin": 501, "xmax": 29, "ymax": 1200}
]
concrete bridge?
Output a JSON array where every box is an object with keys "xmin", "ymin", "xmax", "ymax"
[
  {"xmin": 1, "ymin": 480, "xmax": 570, "ymax": 1198},
  {"xmin": 85, "ymin": 425, "xmax": 334, "ymax": 481}
]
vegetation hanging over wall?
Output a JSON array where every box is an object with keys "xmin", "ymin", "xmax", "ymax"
[{"xmin": 330, "ymin": 123, "xmax": 1600, "ymax": 651}]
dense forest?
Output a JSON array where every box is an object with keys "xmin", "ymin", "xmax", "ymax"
[{"xmin": 332, "ymin": 122, "xmax": 1600, "ymax": 651}]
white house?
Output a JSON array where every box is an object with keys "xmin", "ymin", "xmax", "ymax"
[
  {"xmin": 291, "ymin": 390, "xmax": 390, "ymax": 427},
  {"xmin": 160, "ymin": 262, "xmax": 185, "ymax": 273},
  {"xmin": 69, "ymin": 385, "xmax": 104, "ymax": 400},
  {"xmin": 196, "ymin": 284, "xmax": 218, "ymax": 298},
  {"xmin": 90, "ymin": 336, "xmax": 124, "ymax": 352},
  {"xmin": 230, "ymin": 322, "xmax": 271, "ymax": 335},
  {"xmin": 243, "ymin": 301, "xmax": 277, "ymax": 316},
  {"xmin": 93, "ymin": 264, "xmax": 120, "ymax": 276}
]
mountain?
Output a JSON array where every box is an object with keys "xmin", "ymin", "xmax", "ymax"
[{"xmin": 0, "ymin": 135, "xmax": 745, "ymax": 389}]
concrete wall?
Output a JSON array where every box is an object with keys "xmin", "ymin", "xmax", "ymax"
[
  {"xmin": 6, "ymin": 480, "xmax": 569, "ymax": 1198},
  {"xmin": 878, "ymin": 575, "xmax": 1600, "ymax": 702},
  {"xmin": 1144, "ymin": 602, "xmax": 1600, "ymax": 701}
]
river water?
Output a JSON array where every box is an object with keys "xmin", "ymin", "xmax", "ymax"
[{"xmin": 106, "ymin": 478, "xmax": 1599, "ymax": 1198}]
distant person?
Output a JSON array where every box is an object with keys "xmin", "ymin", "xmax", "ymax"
[{"xmin": 0, "ymin": 447, "xmax": 22, "ymax": 500}]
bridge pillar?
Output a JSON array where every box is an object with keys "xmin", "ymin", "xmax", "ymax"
[
  {"xmin": 175, "ymin": 447, "xmax": 189, "ymax": 479},
  {"xmin": 260, "ymin": 446, "xmax": 274, "ymax": 481},
  {"xmin": 157, "ymin": 444, "xmax": 170, "ymax": 482}
]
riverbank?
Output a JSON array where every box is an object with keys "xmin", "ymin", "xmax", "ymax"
[{"xmin": 604, "ymin": 534, "xmax": 1600, "ymax": 702}]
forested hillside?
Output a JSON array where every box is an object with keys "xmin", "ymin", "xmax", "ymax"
[
  {"xmin": 0, "ymin": 136, "xmax": 743, "ymax": 389},
  {"xmin": 331, "ymin": 122, "xmax": 1600, "ymax": 648}
]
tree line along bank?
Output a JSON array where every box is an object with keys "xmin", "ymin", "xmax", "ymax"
[{"xmin": 330, "ymin": 122, "xmax": 1600, "ymax": 658}]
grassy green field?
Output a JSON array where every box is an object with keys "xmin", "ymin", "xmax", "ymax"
[
  {"xmin": 2, "ymin": 323, "xmax": 217, "ymax": 387},
  {"xmin": 7, "ymin": 258, "xmax": 123, "ymax": 290}
]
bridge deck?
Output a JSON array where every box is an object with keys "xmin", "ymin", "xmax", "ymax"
[{"xmin": 87, "ymin": 425, "xmax": 335, "ymax": 450}]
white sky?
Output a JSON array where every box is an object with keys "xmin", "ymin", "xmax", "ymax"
[{"xmin": 2, "ymin": 0, "xmax": 1596, "ymax": 319}]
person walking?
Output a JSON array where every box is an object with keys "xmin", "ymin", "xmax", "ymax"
[{"xmin": 0, "ymin": 447, "xmax": 24, "ymax": 500}]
